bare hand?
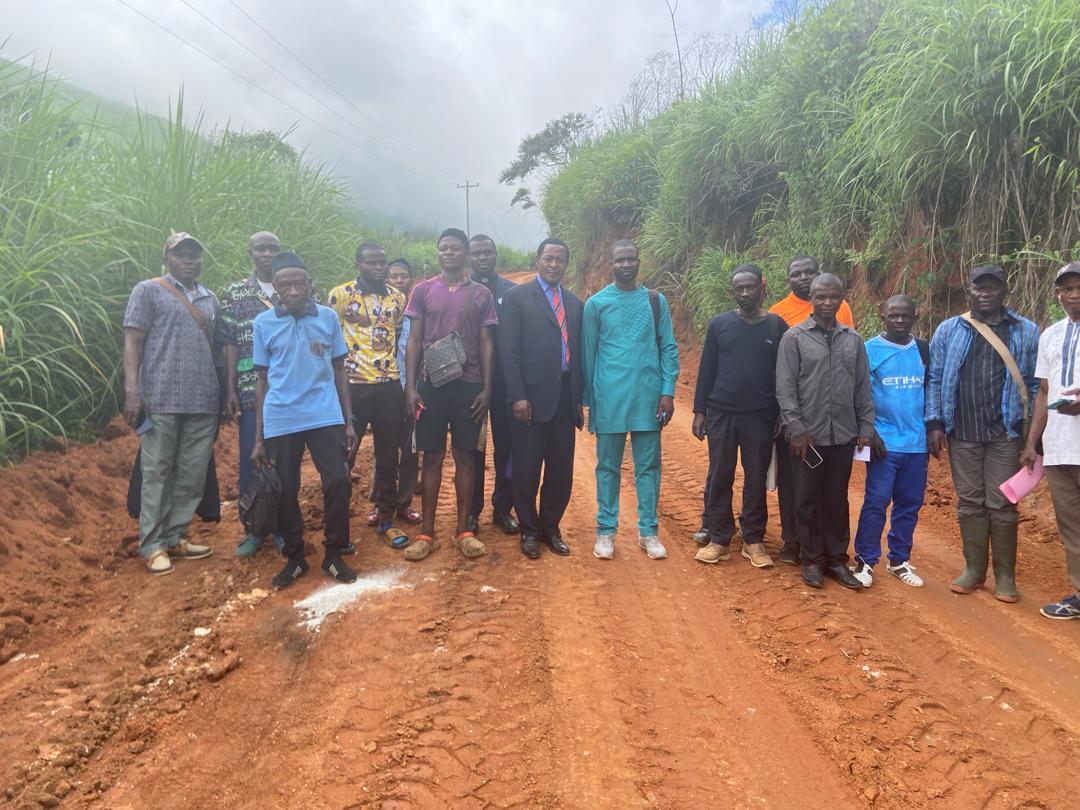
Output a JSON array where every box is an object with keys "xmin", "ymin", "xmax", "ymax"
[
  {"xmin": 512, "ymin": 399, "xmax": 532, "ymax": 425},
  {"xmin": 470, "ymin": 388, "xmax": 491, "ymax": 423},
  {"xmin": 927, "ymin": 429, "xmax": 947, "ymax": 459},
  {"xmin": 405, "ymin": 388, "xmax": 424, "ymax": 421},
  {"xmin": 123, "ymin": 390, "xmax": 143, "ymax": 429},
  {"xmin": 657, "ymin": 395, "xmax": 675, "ymax": 429},
  {"xmin": 789, "ymin": 433, "xmax": 811, "ymax": 461},
  {"xmin": 224, "ymin": 390, "xmax": 241, "ymax": 422},
  {"xmin": 1019, "ymin": 444, "xmax": 1040, "ymax": 472},
  {"xmin": 1059, "ymin": 388, "xmax": 1080, "ymax": 416},
  {"xmin": 691, "ymin": 413, "xmax": 706, "ymax": 441},
  {"xmin": 857, "ymin": 434, "xmax": 872, "ymax": 452},
  {"xmin": 870, "ymin": 434, "xmax": 888, "ymax": 463},
  {"xmin": 251, "ymin": 438, "xmax": 270, "ymax": 470},
  {"xmin": 345, "ymin": 423, "xmax": 358, "ymax": 461},
  {"xmin": 773, "ymin": 417, "xmax": 784, "ymax": 439}
]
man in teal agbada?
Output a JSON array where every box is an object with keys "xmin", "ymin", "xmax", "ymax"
[{"xmin": 582, "ymin": 239, "xmax": 680, "ymax": 560}]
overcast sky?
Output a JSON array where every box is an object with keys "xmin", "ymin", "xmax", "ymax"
[{"xmin": 6, "ymin": 0, "xmax": 770, "ymax": 248}]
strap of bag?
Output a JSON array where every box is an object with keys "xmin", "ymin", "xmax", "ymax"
[
  {"xmin": 960, "ymin": 311, "xmax": 1029, "ymax": 428},
  {"xmin": 457, "ymin": 281, "xmax": 478, "ymax": 335},
  {"xmin": 154, "ymin": 277, "xmax": 212, "ymax": 347},
  {"xmin": 915, "ymin": 337, "xmax": 930, "ymax": 370},
  {"xmin": 648, "ymin": 288, "xmax": 661, "ymax": 355}
]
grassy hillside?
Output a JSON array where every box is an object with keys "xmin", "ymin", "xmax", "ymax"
[{"xmin": 543, "ymin": 0, "xmax": 1080, "ymax": 333}]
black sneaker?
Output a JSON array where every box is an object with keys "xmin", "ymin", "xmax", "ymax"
[
  {"xmin": 322, "ymin": 554, "xmax": 357, "ymax": 584},
  {"xmin": 778, "ymin": 543, "xmax": 801, "ymax": 565},
  {"xmin": 272, "ymin": 557, "xmax": 309, "ymax": 589}
]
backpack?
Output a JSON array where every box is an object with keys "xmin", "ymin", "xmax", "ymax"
[{"xmin": 915, "ymin": 337, "xmax": 930, "ymax": 372}]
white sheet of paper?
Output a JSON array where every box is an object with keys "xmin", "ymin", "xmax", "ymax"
[{"xmin": 853, "ymin": 445, "xmax": 871, "ymax": 462}]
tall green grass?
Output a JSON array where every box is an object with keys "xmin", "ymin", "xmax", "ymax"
[
  {"xmin": 542, "ymin": 0, "xmax": 1080, "ymax": 330},
  {"xmin": 0, "ymin": 62, "xmax": 362, "ymax": 462}
]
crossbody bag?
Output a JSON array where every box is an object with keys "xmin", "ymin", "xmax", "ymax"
[
  {"xmin": 423, "ymin": 282, "xmax": 477, "ymax": 388},
  {"xmin": 961, "ymin": 311, "xmax": 1030, "ymax": 437},
  {"xmin": 153, "ymin": 276, "xmax": 214, "ymax": 348}
]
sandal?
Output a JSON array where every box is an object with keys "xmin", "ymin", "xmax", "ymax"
[
  {"xmin": 378, "ymin": 522, "xmax": 409, "ymax": 549},
  {"xmin": 453, "ymin": 531, "xmax": 486, "ymax": 560},
  {"xmin": 404, "ymin": 534, "xmax": 439, "ymax": 562},
  {"xmin": 366, "ymin": 505, "xmax": 380, "ymax": 527}
]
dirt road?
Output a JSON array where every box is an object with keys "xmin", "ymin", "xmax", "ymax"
[{"xmin": 3, "ymin": 373, "xmax": 1080, "ymax": 808}]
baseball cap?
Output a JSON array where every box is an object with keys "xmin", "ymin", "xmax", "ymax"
[
  {"xmin": 1055, "ymin": 262, "xmax": 1080, "ymax": 284},
  {"xmin": 970, "ymin": 265, "xmax": 1006, "ymax": 284},
  {"xmin": 164, "ymin": 232, "xmax": 204, "ymax": 253}
]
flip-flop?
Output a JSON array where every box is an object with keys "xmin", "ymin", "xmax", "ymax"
[
  {"xmin": 404, "ymin": 534, "xmax": 439, "ymax": 562},
  {"xmin": 379, "ymin": 524, "xmax": 409, "ymax": 549},
  {"xmin": 453, "ymin": 531, "xmax": 486, "ymax": 559}
]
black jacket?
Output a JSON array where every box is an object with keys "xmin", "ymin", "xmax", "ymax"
[
  {"xmin": 499, "ymin": 277, "xmax": 584, "ymax": 426},
  {"xmin": 475, "ymin": 272, "xmax": 517, "ymax": 393}
]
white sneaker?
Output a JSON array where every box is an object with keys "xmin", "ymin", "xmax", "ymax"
[
  {"xmin": 593, "ymin": 533, "xmax": 615, "ymax": 560},
  {"xmin": 638, "ymin": 535, "xmax": 667, "ymax": 560},
  {"xmin": 887, "ymin": 561, "xmax": 925, "ymax": 587},
  {"xmin": 851, "ymin": 559, "xmax": 874, "ymax": 588}
]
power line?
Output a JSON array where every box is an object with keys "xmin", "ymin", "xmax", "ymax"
[
  {"xmin": 177, "ymin": 0, "xmax": 444, "ymax": 178},
  {"xmin": 225, "ymin": 0, "xmax": 458, "ymax": 184},
  {"xmin": 113, "ymin": 0, "xmax": 433, "ymax": 182},
  {"xmin": 456, "ymin": 181, "xmax": 479, "ymax": 236}
]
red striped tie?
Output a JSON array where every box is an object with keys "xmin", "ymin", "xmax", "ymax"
[{"xmin": 552, "ymin": 287, "xmax": 570, "ymax": 366}]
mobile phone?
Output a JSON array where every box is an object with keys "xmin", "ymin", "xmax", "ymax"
[
  {"xmin": 1048, "ymin": 398, "xmax": 1074, "ymax": 410},
  {"xmin": 804, "ymin": 443, "xmax": 823, "ymax": 469},
  {"xmin": 135, "ymin": 412, "xmax": 154, "ymax": 435},
  {"xmin": 657, "ymin": 409, "xmax": 670, "ymax": 427}
]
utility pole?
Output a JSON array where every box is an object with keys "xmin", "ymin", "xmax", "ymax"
[{"xmin": 457, "ymin": 181, "xmax": 479, "ymax": 234}]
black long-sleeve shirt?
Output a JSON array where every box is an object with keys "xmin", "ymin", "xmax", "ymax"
[{"xmin": 693, "ymin": 311, "xmax": 788, "ymax": 415}]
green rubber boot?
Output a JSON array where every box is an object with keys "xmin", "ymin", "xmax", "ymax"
[
  {"xmin": 951, "ymin": 515, "xmax": 990, "ymax": 594},
  {"xmin": 990, "ymin": 520, "xmax": 1019, "ymax": 603}
]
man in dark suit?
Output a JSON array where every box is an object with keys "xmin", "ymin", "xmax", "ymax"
[
  {"xmin": 468, "ymin": 234, "xmax": 519, "ymax": 536},
  {"xmin": 500, "ymin": 238, "xmax": 584, "ymax": 558}
]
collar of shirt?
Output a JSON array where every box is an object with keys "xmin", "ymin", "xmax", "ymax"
[
  {"xmin": 355, "ymin": 277, "xmax": 390, "ymax": 298},
  {"xmin": 437, "ymin": 274, "xmax": 472, "ymax": 292},
  {"xmin": 536, "ymin": 275, "xmax": 562, "ymax": 297},
  {"xmin": 803, "ymin": 316, "xmax": 851, "ymax": 334},
  {"xmin": 274, "ymin": 299, "xmax": 319, "ymax": 318},
  {"xmin": 164, "ymin": 273, "xmax": 210, "ymax": 300}
]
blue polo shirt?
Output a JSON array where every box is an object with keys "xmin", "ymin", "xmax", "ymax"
[{"xmin": 253, "ymin": 301, "xmax": 348, "ymax": 439}]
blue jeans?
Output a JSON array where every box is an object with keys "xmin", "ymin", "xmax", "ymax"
[
  {"xmin": 238, "ymin": 407, "xmax": 257, "ymax": 502},
  {"xmin": 853, "ymin": 451, "xmax": 929, "ymax": 566}
]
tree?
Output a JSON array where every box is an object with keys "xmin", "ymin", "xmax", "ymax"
[{"xmin": 500, "ymin": 112, "xmax": 593, "ymax": 208}]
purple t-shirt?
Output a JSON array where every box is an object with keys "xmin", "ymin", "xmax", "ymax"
[{"xmin": 405, "ymin": 276, "xmax": 498, "ymax": 383}]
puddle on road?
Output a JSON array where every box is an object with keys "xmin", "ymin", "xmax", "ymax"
[{"xmin": 294, "ymin": 568, "xmax": 408, "ymax": 631}]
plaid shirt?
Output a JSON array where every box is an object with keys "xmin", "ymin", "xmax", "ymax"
[
  {"xmin": 215, "ymin": 274, "xmax": 274, "ymax": 411},
  {"xmin": 925, "ymin": 308, "xmax": 1040, "ymax": 440}
]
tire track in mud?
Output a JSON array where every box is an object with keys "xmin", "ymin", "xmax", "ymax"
[{"xmin": 655, "ymin": 404, "xmax": 1080, "ymax": 808}]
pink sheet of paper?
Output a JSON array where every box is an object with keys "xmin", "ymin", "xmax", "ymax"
[{"xmin": 999, "ymin": 457, "xmax": 1045, "ymax": 504}]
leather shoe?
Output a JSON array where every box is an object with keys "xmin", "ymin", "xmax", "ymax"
[
  {"xmin": 493, "ymin": 511, "xmax": 519, "ymax": 534},
  {"xmin": 466, "ymin": 514, "xmax": 480, "ymax": 535},
  {"xmin": 520, "ymin": 534, "xmax": 541, "ymax": 559},
  {"xmin": 802, "ymin": 563, "xmax": 823, "ymax": 589},
  {"xmin": 825, "ymin": 563, "xmax": 863, "ymax": 590},
  {"xmin": 543, "ymin": 529, "xmax": 570, "ymax": 556}
]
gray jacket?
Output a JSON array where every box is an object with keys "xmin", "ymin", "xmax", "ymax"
[{"xmin": 775, "ymin": 317, "xmax": 875, "ymax": 446}]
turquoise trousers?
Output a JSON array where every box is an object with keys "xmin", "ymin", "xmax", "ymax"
[{"xmin": 595, "ymin": 431, "xmax": 661, "ymax": 536}]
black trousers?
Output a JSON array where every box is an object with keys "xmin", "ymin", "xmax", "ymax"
[
  {"xmin": 472, "ymin": 387, "xmax": 514, "ymax": 517},
  {"xmin": 790, "ymin": 443, "xmax": 853, "ymax": 566},
  {"xmin": 775, "ymin": 433, "xmax": 805, "ymax": 546},
  {"xmin": 351, "ymin": 382, "xmax": 405, "ymax": 519},
  {"xmin": 395, "ymin": 420, "xmax": 419, "ymax": 509},
  {"xmin": 705, "ymin": 409, "xmax": 774, "ymax": 544},
  {"xmin": 266, "ymin": 425, "xmax": 351, "ymax": 558},
  {"xmin": 509, "ymin": 375, "xmax": 576, "ymax": 537}
]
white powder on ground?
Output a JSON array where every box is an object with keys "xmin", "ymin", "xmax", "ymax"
[{"xmin": 294, "ymin": 568, "xmax": 407, "ymax": 631}]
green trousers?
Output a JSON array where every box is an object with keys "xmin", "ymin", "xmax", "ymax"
[
  {"xmin": 595, "ymin": 431, "xmax": 661, "ymax": 536},
  {"xmin": 139, "ymin": 413, "xmax": 217, "ymax": 558}
]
